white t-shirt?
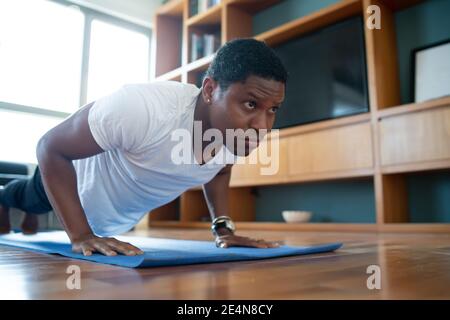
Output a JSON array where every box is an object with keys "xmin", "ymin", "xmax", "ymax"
[{"xmin": 73, "ymin": 81, "xmax": 237, "ymax": 236}]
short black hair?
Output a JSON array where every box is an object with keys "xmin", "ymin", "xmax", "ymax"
[{"xmin": 205, "ymin": 38, "xmax": 288, "ymax": 91}]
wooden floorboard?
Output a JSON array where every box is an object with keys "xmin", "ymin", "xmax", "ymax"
[{"xmin": 1, "ymin": 228, "xmax": 450, "ymax": 299}]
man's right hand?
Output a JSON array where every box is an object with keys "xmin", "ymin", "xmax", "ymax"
[{"xmin": 71, "ymin": 234, "xmax": 144, "ymax": 256}]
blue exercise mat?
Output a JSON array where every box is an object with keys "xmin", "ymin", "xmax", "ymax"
[{"xmin": 0, "ymin": 231, "xmax": 342, "ymax": 268}]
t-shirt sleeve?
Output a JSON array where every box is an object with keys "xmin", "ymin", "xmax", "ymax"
[{"xmin": 88, "ymin": 84, "xmax": 158, "ymax": 152}]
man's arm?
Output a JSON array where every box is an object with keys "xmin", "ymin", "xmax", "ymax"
[
  {"xmin": 202, "ymin": 164, "xmax": 233, "ymax": 236},
  {"xmin": 202, "ymin": 164, "xmax": 279, "ymax": 248},
  {"xmin": 36, "ymin": 102, "xmax": 143, "ymax": 256}
]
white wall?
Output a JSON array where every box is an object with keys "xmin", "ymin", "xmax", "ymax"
[{"xmin": 67, "ymin": 0, "xmax": 165, "ymax": 28}]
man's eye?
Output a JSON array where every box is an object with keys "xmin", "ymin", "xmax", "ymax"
[
  {"xmin": 270, "ymin": 107, "xmax": 279, "ymax": 114},
  {"xmin": 244, "ymin": 101, "xmax": 257, "ymax": 109}
]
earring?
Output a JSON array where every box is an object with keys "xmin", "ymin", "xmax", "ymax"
[{"xmin": 207, "ymin": 98, "xmax": 211, "ymax": 103}]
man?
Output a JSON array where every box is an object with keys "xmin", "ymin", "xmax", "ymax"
[{"xmin": 0, "ymin": 38, "xmax": 287, "ymax": 256}]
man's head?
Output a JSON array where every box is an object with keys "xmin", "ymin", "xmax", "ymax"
[{"xmin": 201, "ymin": 38, "xmax": 288, "ymax": 156}]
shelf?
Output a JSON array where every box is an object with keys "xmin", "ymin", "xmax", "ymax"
[
  {"xmin": 254, "ymin": 0, "xmax": 361, "ymax": 46},
  {"xmin": 187, "ymin": 55, "xmax": 212, "ymax": 86},
  {"xmin": 284, "ymin": 168, "xmax": 375, "ymax": 185},
  {"xmin": 381, "ymin": 159, "xmax": 450, "ymax": 175},
  {"xmin": 156, "ymin": 0, "xmax": 184, "ymax": 16},
  {"xmin": 187, "ymin": 2, "xmax": 223, "ymax": 26},
  {"xmin": 187, "ymin": 69, "xmax": 207, "ymax": 87},
  {"xmin": 226, "ymin": 0, "xmax": 282, "ymax": 14},
  {"xmin": 186, "ymin": 53, "xmax": 215, "ymax": 72},
  {"xmin": 231, "ymin": 168, "xmax": 375, "ymax": 188},
  {"xmin": 376, "ymin": 96, "xmax": 450, "ymax": 120},
  {"xmin": 154, "ymin": 66, "xmax": 183, "ymax": 82}
]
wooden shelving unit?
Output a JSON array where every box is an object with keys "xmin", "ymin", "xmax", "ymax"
[
  {"xmin": 186, "ymin": 3, "xmax": 222, "ymax": 26},
  {"xmin": 147, "ymin": 0, "xmax": 450, "ymax": 233}
]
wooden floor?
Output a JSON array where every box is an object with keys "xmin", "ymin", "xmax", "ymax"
[{"xmin": 1, "ymin": 228, "xmax": 450, "ymax": 299}]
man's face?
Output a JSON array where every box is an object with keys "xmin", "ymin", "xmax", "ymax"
[{"xmin": 205, "ymin": 75, "xmax": 285, "ymax": 156}]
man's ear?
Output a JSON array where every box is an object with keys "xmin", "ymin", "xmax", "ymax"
[{"xmin": 201, "ymin": 76, "xmax": 219, "ymax": 103}]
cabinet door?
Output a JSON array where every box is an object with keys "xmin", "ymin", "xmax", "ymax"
[
  {"xmin": 379, "ymin": 107, "xmax": 450, "ymax": 166},
  {"xmin": 287, "ymin": 122, "xmax": 373, "ymax": 177},
  {"xmin": 230, "ymin": 135, "xmax": 288, "ymax": 186}
]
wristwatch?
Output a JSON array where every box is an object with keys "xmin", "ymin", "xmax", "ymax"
[{"xmin": 211, "ymin": 216, "xmax": 236, "ymax": 237}]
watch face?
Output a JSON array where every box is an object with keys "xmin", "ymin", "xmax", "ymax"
[{"xmin": 212, "ymin": 217, "xmax": 235, "ymax": 233}]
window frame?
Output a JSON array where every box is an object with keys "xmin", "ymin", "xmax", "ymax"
[{"xmin": 0, "ymin": 0, "xmax": 152, "ymax": 119}]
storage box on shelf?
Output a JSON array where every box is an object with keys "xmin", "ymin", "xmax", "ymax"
[{"xmin": 149, "ymin": 0, "xmax": 450, "ymax": 232}]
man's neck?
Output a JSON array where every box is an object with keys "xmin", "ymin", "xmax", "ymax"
[{"xmin": 193, "ymin": 90, "xmax": 213, "ymax": 165}]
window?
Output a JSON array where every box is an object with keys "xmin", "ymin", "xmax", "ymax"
[
  {"xmin": 87, "ymin": 20, "xmax": 150, "ymax": 102},
  {"xmin": 0, "ymin": 0, "xmax": 84, "ymax": 112},
  {"xmin": 0, "ymin": 110, "xmax": 61, "ymax": 164},
  {"xmin": 0, "ymin": 0, "xmax": 151, "ymax": 164}
]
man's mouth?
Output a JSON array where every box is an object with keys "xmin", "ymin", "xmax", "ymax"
[{"xmin": 244, "ymin": 138, "xmax": 258, "ymax": 149}]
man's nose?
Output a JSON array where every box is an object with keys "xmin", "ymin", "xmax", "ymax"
[{"xmin": 249, "ymin": 113, "xmax": 269, "ymax": 131}]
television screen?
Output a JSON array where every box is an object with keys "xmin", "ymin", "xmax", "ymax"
[{"xmin": 272, "ymin": 16, "xmax": 369, "ymax": 129}]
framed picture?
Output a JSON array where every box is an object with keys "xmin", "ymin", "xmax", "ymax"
[{"xmin": 412, "ymin": 39, "xmax": 450, "ymax": 103}]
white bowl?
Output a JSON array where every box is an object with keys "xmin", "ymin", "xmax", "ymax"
[{"xmin": 282, "ymin": 210, "xmax": 312, "ymax": 223}]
